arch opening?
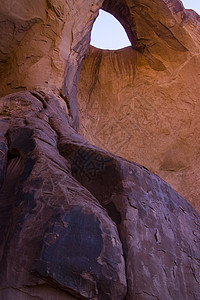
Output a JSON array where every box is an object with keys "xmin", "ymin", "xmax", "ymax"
[{"xmin": 90, "ymin": 9, "xmax": 131, "ymax": 50}]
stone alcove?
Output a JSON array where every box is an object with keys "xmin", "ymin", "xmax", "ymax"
[
  {"xmin": 78, "ymin": 0, "xmax": 200, "ymax": 211},
  {"xmin": 0, "ymin": 1, "xmax": 200, "ymax": 299}
]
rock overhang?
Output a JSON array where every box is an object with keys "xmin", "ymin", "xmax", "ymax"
[{"xmin": 1, "ymin": 1, "xmax": 200, "ymax": 299}]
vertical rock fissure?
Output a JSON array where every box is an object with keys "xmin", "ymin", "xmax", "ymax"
[{"xmin": 0, "ymin": 141, "xmax": 23, "ymax": 271}]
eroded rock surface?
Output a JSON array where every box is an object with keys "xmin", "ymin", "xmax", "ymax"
[
  {"xmin": 0, "ymin": 91, "xmax": 200, "ymax": 299},
  {"xmin": 0, "ymin": 0, "xmax": 103, "ymax": 129},
  {"xmin": 0, "ymin": 0, "xmax": 200, "ymax": 299},
  {"xmin": 78, "ymin": 0, "xmax": 200, "ymax": 211},
  {"xmin": 0, "ymin": 91, "xmax": 127, "ymax": 300}
]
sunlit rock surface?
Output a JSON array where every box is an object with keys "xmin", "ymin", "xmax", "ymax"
[
  {"xmin": 78, "ymin": 0, "xmax": 200, "ymax": 212},
  {"xmin": 0, "ymin": 0, "xmax": 200, "ymax": 299},
  {"xmin": 0, "ymin": 0, "xmax": 103, "ymax": 130}
]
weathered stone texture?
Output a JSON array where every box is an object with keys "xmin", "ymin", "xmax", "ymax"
[
  {"xmin": 78, "ymin": 0, "xmax": 200, "ymax": 211},
  {"xmin": 0, "ymin": 91, "xmax": 127, "ymax": 300},
  {"xmin": 0, "ymin": 0, "xmax": 103, "ymax": 129},
  {"xmin": 0, "ymin": 0, "xmax": 200, "ymax": 299},
  {"xmin": 0, "ymin": 91, "xmax": 200, "ymax": 299}
]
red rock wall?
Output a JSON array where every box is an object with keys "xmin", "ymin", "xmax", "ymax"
[
  {"xmin": 78, "ymin": 0, "xmax": 200, "ymax": 211},
  {"xmin": 1, "ymin": 90, "xmax": 200, "ymax": 299},
  {"xmin": 0, "ymin": 0, "xmax": 103, "ymax": 129},
  {"xmin": 0, "ymin": 0, "xmax": 200, "ymax": 299}
]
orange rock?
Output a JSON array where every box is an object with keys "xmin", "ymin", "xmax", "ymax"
[
  {"xmin": 78, "ymin": 0, "xmax": 200, "ymax": 211},
  {"xmin": 0, "ymin": 1, "xmax": 200, "ymax": 299}
]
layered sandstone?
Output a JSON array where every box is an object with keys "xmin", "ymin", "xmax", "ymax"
[
  {"xmin": 0, "ymin": 0, "xmax": 200, "ymax": 299},
  {"xmin": 78, "ymin": 0, "xmax": 200, "ymax": 211}
]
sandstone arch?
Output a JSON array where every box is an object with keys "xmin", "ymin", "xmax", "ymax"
[
  {"xmin": 0, "ymin": 1, "xmax": 200, "ymax": 299},
  {"xmin": 78, "ymin": 0, "xmax": 200, "ymax": 211},
  {"xmin": 90, "ymin": 9, "xmax": 131, "ymax": 50}
]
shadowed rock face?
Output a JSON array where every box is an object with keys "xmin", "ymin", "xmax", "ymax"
[
  {"xmin": 78, "ymin": 0, "xmax": 200, "ymax": 212},
  {"xmin": 1, "ymin": 91, "xmax": 200, "ymax": 300},
  {"xmin": 0, "ymin": 1, "xmax": 200, "ymax": 299},
  {"xmin": 0, "ymin": 92, "xmax": 127, "ymax": 300}
]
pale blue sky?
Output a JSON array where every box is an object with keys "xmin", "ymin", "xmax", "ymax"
[{"xmin": 90, "ymin": 1, "xmax": 200, "ymax": 50}]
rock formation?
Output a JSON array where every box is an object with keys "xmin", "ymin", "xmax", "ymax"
[
  {"xmin": 78, "ymin": 0, "xmax": 200, "ymax": 212},
  {"xmin": 0, "ymin": 0, "xmax": 200, "ymax": 299},
  {"xmin": 0, "ymin": 0, "xmax": 102, "ymax": 130}
]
